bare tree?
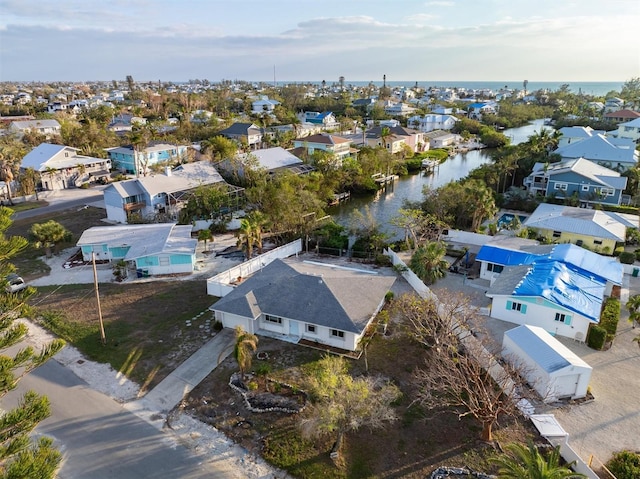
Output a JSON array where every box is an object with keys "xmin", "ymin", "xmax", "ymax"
[{"xmin": 394, "ymin": 292, "xmax": 526, "ymax": 442}]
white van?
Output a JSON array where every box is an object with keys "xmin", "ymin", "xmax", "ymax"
[{"xmin": 6, "ymin": 274, "xmax": 27, "ymax": 293}]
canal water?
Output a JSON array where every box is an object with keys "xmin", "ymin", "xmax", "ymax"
[{"xmin": 329, "ymin": 119, "xmax": 547, "ymax": 239}]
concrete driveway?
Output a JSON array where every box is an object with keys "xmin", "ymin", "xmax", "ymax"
[{"xmin": 432, "ymin": 271, "xmax": 640, "ymax": 466}]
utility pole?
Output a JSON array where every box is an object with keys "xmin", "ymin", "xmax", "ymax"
[{"xmin": 92, "ymin": 251, "xmax": 107, "ymax": 345}]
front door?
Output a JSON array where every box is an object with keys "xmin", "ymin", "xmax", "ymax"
[{"xmin": 289, "ymin": 320, "xmax": 299, "ymax": 337}]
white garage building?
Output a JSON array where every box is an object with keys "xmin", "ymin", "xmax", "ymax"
[{"xmin": 502, "ymin": 325, "xmax": 592, "ymax": 403}]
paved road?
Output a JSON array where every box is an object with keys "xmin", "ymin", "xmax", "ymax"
[
  {"xmin": 11, "ymin": 192, "xmax": 105, "ymax": 221},
  {"xmin": 0, "ymin": 359, "xmax": 238, "ymax": 479}
]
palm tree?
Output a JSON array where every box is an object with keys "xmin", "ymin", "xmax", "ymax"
[
  {"xmin": 236, "ymin": 211, "xmax": 266, "ymax": 259},
  {"xmin": 197, "ymin": 229, "xmax": 213, "ymax": 252},
  {"xmin": 491, "ymin": 442, "xmax": 585, "ymax": 479},
  {"xmin": 626, "ymin": 294, "xmax": 640, "ymax": 328},
  {"xmin": 409, "ymin": 241, "xmax": 448, "ymax": 285},
  {"xmin": 29, "ymin": 220, "xmax": 72, "ymax": 258},
  {"xmin": 233, "ymin": 326, "xmax": 258, "ymax": 381}
]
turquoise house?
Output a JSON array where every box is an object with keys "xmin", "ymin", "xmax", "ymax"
[
  {"xmin": 77, "ymin": 224, "xmax": 197, "ymax": 276},
  {"xmin": 105, "ymin": 143, "xmax": 188, "ymax": 175}
]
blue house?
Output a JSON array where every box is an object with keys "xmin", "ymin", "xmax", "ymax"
[
  {"xmin": 105, "ymin": 143, "xmax": 188, "ymax": 176},
  {"xmin": 524, "ymin": 158, "xmax": 628, "ymax": 206},
  {"xmin": 76, "ymin": 224, "xmax": 197, "ymax": 276}
]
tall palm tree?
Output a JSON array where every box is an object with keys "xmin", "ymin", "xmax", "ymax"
[
  {"xmin": 409, "ymin": 241, "xmax": 448, "ymax": 285},
  {"xmin": 491, "ymin": 442, "xmax": 585, "ymax": 479},
  {"xmin": 233, "ymin": 326, "xmax": 258, "ymax": 381}
]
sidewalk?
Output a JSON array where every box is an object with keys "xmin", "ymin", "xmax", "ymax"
[{"xmin": 125, "ymin": 328, "xmax": 236, "ymax": 427}]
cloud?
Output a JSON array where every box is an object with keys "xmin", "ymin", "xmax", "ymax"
[
  {"xmin": 1, "ymin": 9, "xmax": 639, "ymax": 82},
  {"xmin": 424, "ymin": 1, "xmax": 454, "ymax": 6}
]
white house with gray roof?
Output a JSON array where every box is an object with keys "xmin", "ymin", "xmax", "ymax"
[
  {"xmin": 76, "ymin": 223, "xmax": 197, "ymax": 276},
  {"xmin": 20, "ymin": 143, "xmax": 111, "ymax": 191},
  {"xmin": 9, "ymin": 119, "xmax": 61, "ymax": 137},
  {"xmin": 211, "ymin": 258, "xmax": 396, "ymax": 352},
  {"xmin": 102, "ymin": 161, "xmax": 236, "ymax": 224}
]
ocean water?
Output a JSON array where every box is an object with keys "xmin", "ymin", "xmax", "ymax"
[{"xmin": 281, "ymin": 80, "xmax": 623, "ymax": 97}]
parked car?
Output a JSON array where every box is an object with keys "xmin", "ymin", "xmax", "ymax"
[{"xmin": 6, "ymin": 273, "xmax": 27, "ymax": 293}]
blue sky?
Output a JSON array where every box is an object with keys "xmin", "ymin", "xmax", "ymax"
[{"xmin": 1, "ymin": 0, "xmax": 639, "ymax": 82}]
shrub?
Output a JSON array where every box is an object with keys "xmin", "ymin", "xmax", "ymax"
[
  {"xmin": 606, "ymin": 450, "xmax": 640, "ymax": 479},
  {"xmin": 599, "ymin": 297, "xmax": 620, "ymax": 340},
  {"xmin": 375, "ymin": 253, "xmax": 392, "ymax": 266},
  {"xmin": 619, "ymin": 251, "xmax": 636, "ymax": 264},
  {"xmin": 587, "ymin": 325, "xmax": 607, "ymax": 350},
  {"xmin": 384, "ymin": 291, "xmax": 394, "ymax": 303},
  {"xmin": 614, "ymin": 246, "xmax": 625, "ymax": 257}
]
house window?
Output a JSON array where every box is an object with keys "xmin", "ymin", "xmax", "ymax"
[
  {"xmin": 552, "ymin": 231, "xmax": 562, "ymax": 238},
  {"xmin": 265, "ymin": 315, "xmax": 282, "ymax": 325},
  {"xmin": 506, "ymin": 300, "xmax": 527, "ymax": 314},
  {"xmin": 598, "ymin": 187, "xmax": 615, "ymax": 196},
  {"xmin": 555, "ymin": 313, "xmax": 572, "ymax": 324},
  {"xmin": 306, "ymin": 324, "xmax": 316, "ymax": 334},
  {"xmin": 487, "ymin": 263, "xmax": 503, "ymax": 273},
  {"xmin": 593, "ymin": 239, "xmax": 603, "ymax": 245},
  {"xmin": 330, "ymin": 329, "xmax": 345, "ymax": 339},
  {"xmin": 581, "ymin": 185, "xmax": 589, "ymax": 192},
  {"xmin": 554, "ymin": 183, "xmax": 568, "ymax": 191}
]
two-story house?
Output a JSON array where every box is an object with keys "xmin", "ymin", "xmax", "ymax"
[
  {"xmin": 102, "ymin": 161, "xmax": 237, "ymax": 224},
  {"xmin": 105, "ymin": 143, "xmax": 188, "ymax": 176},
  {"xmin": 523, "ymin": 158, "xmax": 628, "ymax": 206},
  {"xmin": 553, "ymin": 133, "xmax": 638, "ymax": 172},
  {"xmin": 292, "ymin": 133, "xmax": 354, "ymax": 166},
  {"xmin": 407, "ymin": 114, "xmax": 459, "ymax": 132},
  {"xmin": 218, "ymin": 122, "xmax": 263, "ymax": 149},
  {"xmin": 20, "ymin": 143, "xmax": 111, "ymax": 191},
  {"xmin": 252, "ymin": 96, "xmax": 280, "ymax": 114},
  {"xmin": 616, "ymin": 117, "xmax": 640, "ymax": 143}
]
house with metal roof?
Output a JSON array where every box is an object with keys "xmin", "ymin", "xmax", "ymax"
[
  {"xmin": 217, "ymin": 147, "xmax": 314, "ymax": 179},
  {"xmin": 523, "ymin": 203, "xmax": 628, "ymax": 253},
  {"xmin": 486, "ymin": 260, "xmax": 606, "ymax": 342},
  {"xmin": 523, "ymin": 157, "xmax": 628, "ymax": 206},
  {"xmin": 553, "ymin": 133, "xmax": 638, "ymax": 172},
  {"xmin": 20, "ymin": 143, "xmax": 111, "ymax": 191},
  {"xmin": 210, "ymin": 258, "xmax": 396, "ymax": 352},
  {"xmin": 8, "ymin": 119, "xmax": 61, "ymax": 137},
  {"xmin": 76, "ymin": 223, "xmax": 197, "ymax": 276},
  {"xmin": 502, "ymin": 325, "xmax": 592, "ymax": 402},
  {"xmin": 102, "ymin": 161, "xmax": 242, "ymax": 224}
]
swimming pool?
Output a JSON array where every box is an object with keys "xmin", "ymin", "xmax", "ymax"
[{"xmin": 497, "ymin": 213, "xmax": 527, "ymax": 229}]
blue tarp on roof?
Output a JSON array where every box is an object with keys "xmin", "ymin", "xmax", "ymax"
[
  {"xmin": 513, "ymin": 261, "xmax": 605, "ymax": 322},
  {"xmin": 476, "ymin": 245, "xmax": 539, "ymax": 266},
  {"xmin": 548, "ymin": 244, "xmax": 623, "ymax": 285},
  {"xmin": 477, "ymin": 243, "xmax": 623, "ymax": 285}
]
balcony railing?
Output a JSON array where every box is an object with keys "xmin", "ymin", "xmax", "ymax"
[{"xmin": 123, "ymin": 201, "xmax": 145, "ymax": 211}]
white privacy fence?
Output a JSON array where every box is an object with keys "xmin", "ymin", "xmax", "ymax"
[
  {"xmin": 207, "ymin": 239, "xmax": 302, "ymax": 297},
  {"xmin": 383, "ymin": 248, "xmax": 599, "ymax": 478}
]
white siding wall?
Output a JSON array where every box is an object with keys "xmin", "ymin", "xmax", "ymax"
[
  {"xmin": 490, "ymin": 296, "xmax": 591, "ymax": 341},
  {"xmin": 502, "ymin": 334, "xmax": 591, "ymax": 402}
]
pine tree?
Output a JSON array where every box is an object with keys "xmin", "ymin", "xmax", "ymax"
[{"xmin": 0, "ymin": 206, "xmax": 65, "ymax": 477}]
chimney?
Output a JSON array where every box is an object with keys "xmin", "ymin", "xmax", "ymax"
[{"xmin": 164, "ymin": 166, "xmax": 172, "ymax": 177}]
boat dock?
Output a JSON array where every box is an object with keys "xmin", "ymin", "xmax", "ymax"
[
  {"xmin": 329, "ymin": 191, "xmax": 351, "ymax": 206},
  {"xmin": 421, "ymin": 158, "xmax": 440, "ymax": 173},
  {"xmin": 372, "ymin": 173, "xmax": 397, "ymax": 186}
]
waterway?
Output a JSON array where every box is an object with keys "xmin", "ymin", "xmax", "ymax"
[{"xmin": 329, "ymin": 118, "xmax": 547, "ymax": 239}]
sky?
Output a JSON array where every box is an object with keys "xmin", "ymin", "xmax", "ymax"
[{"xmin": 1, "ymin": 0, "xmax": 639, "ymax": 83}]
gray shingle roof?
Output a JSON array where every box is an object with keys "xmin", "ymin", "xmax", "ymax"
[{"xmin": 212, "ymin": 259, "xmax": 395, "ymax": 333}]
